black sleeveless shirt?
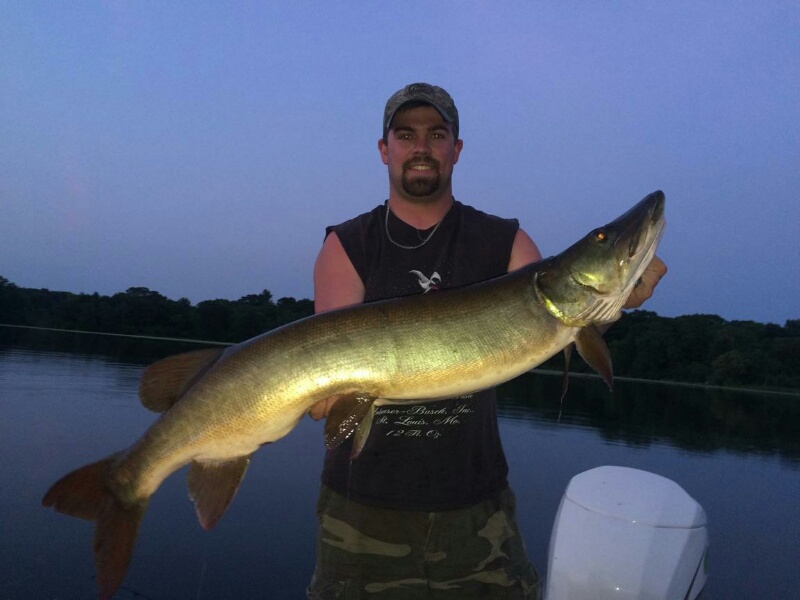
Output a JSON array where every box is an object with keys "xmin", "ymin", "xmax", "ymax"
[{"xmin": 320, "ymin": 200, "xmax": 519, "ymax": 511}]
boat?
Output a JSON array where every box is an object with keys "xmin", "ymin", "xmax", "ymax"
[{"xmin": 545, "ymin": 466, "xmax": 708, "ymax": 599}]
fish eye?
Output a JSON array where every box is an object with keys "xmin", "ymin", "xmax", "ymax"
[{"xmin": 593, "ymin": 229, "xmax": 608, "ymax": 243}]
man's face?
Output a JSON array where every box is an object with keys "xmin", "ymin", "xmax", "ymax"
[{"xmin": 379, "ymin": 105, "xmax": 463, "ymax": 202}]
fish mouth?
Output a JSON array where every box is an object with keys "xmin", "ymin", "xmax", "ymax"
[
  {"xmin": 650, "ymin": 190, "xmax": 665, "ymax": 222},
  {"xmin": 611, "ymin": 191, "xmax": 665, "ymax": 275},
  {"xmin": 611, "ymin": 191, "xmax": 666, "ymax": 307}
]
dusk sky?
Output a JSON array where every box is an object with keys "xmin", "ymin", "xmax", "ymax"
[{"xmin": 2, "ymin": 2, "xmax": 798, "ymax": 325}]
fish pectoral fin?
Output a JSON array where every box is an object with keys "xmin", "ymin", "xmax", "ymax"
[
  {"xmin": 575, "ymin": 324, "xmax": 614, "ymax": 391},
  {"xmin": 350, "ymin": 401, "xmax": 377, "ymax": 460},
  {"xmin": 324, "ymin": 393, "xmax": 377, "ymax": 454},
  {"xmin": 560, "ymin": 344, "xmax": 574, "ymax": 401},
  {"xmin": 187, "ymin": 454, "xmax": 252, "ymax": 531},
  {"xmin": 138, "ymin": 348, "xmax": 225, "ymax": 412}
]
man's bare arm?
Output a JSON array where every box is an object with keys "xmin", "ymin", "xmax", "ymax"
[{"xmin": 308, "ymin": 232, "xmax": 365, "ymax": 420}]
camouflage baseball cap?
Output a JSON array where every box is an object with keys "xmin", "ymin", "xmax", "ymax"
[{"xmin": 383, "ymin": 83, "xmax": 459, "ymax": 139}]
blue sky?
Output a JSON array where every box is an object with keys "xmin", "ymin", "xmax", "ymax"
[{"xmin": 2, "ymin": 2, "xmax": 798, "ymax": 325}]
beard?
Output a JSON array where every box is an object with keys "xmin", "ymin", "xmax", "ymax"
[
  {"xmin": 400, "ymin": 158, "xmax": 444, "ymax": 200},
  {"xmin": 402, "ymin": 172, "xmax": 441, "ymax": 198}
]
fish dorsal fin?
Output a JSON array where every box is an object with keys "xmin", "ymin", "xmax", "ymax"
[
  {"xmin": 187, "ymin": 454, "xmax": 252, "ymax": 531},
  {"xmin": 138, "ymin": 348, "xmax": 225, "ymax": 412},
  {"xmin": 324, "ymin": 393, "xmax": 377, "ymax": 456},
  {"xmin": 575, "ymin": 324, "xmax": 614, "ymax": 391}
]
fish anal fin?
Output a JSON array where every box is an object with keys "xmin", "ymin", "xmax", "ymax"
[
  {"xmin": 138, "ymin": 348, "xmax": 225, "ymax": 412},
  {"xmin": 575, "ymin": 324, "xmax": 614, "ymax": 390},
  {"xmin": 187, "ymin": 455, "xmax": 252, "ymax": 531},
  {"xmin": 324, "ymin": 393, "xmax": 377, "ymax": 452}
]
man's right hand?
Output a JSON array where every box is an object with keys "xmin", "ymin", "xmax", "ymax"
[{"xmin": 308, "ymin": 396, "xmax": 340, "ymax": 420}]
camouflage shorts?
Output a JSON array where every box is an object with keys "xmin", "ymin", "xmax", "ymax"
[{"xmin": 306, "ymin": 486, "xmax": 541, "ymax": 600}]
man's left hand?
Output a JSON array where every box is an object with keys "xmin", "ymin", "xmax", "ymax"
[{"xmin": 624, "ymin": 256, "xmax": 667, "ymax": 309}]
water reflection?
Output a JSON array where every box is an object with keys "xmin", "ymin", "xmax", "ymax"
[
  {"xmin": 2, "ymin": 328, "xmax": 799, "ymax": 599},
  {"xmin": 497, "ymin": 372, "xmax": 800, "ymax": 462}
]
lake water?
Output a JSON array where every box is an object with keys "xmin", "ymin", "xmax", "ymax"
[{"xmin": 1, "ymin": 329, "xmax": 798, "ymax": 599}]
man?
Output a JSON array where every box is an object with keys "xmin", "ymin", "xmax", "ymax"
[{"xmin": 307, "ymin": 83, "xmax": 666, "ymax": 599}]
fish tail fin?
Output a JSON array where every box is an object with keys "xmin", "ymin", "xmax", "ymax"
[
  {"xmin": 93, "ymin": 496, "xmax": 147, "ymax": 600},
  {"xmin": 42, "ymin": 454, "xmax": 119, "ymax": 520},
  {"xmin": 42, "ymin": 454, "xmax": 148, "ymax": 600}
]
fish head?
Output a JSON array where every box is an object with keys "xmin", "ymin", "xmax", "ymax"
[{"xmin": 534, "ymin": 190, "xmax": 666, "ymax": 327}]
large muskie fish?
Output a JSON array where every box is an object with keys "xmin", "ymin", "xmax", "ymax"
[{"xmin": 43, "ymin": 191, "xmax": 665, "ymax": 599}]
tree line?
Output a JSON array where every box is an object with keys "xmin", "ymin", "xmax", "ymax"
[
  {"xmin": 1, "ymin": 275, "xmax": 798, "ymax": 391},
  {"xmin": 0, "ymin": 275, "xmax": 313, "ymax": 344}
]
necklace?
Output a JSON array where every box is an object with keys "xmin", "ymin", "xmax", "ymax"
[{"xmin": 384, "ymin": 200, "xmax": 452, "ymax": 250}]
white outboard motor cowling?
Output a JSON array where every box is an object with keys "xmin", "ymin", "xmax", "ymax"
[{"xmin": 545, "ymin": 466, "xmax": 708, "ymax": 600}]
